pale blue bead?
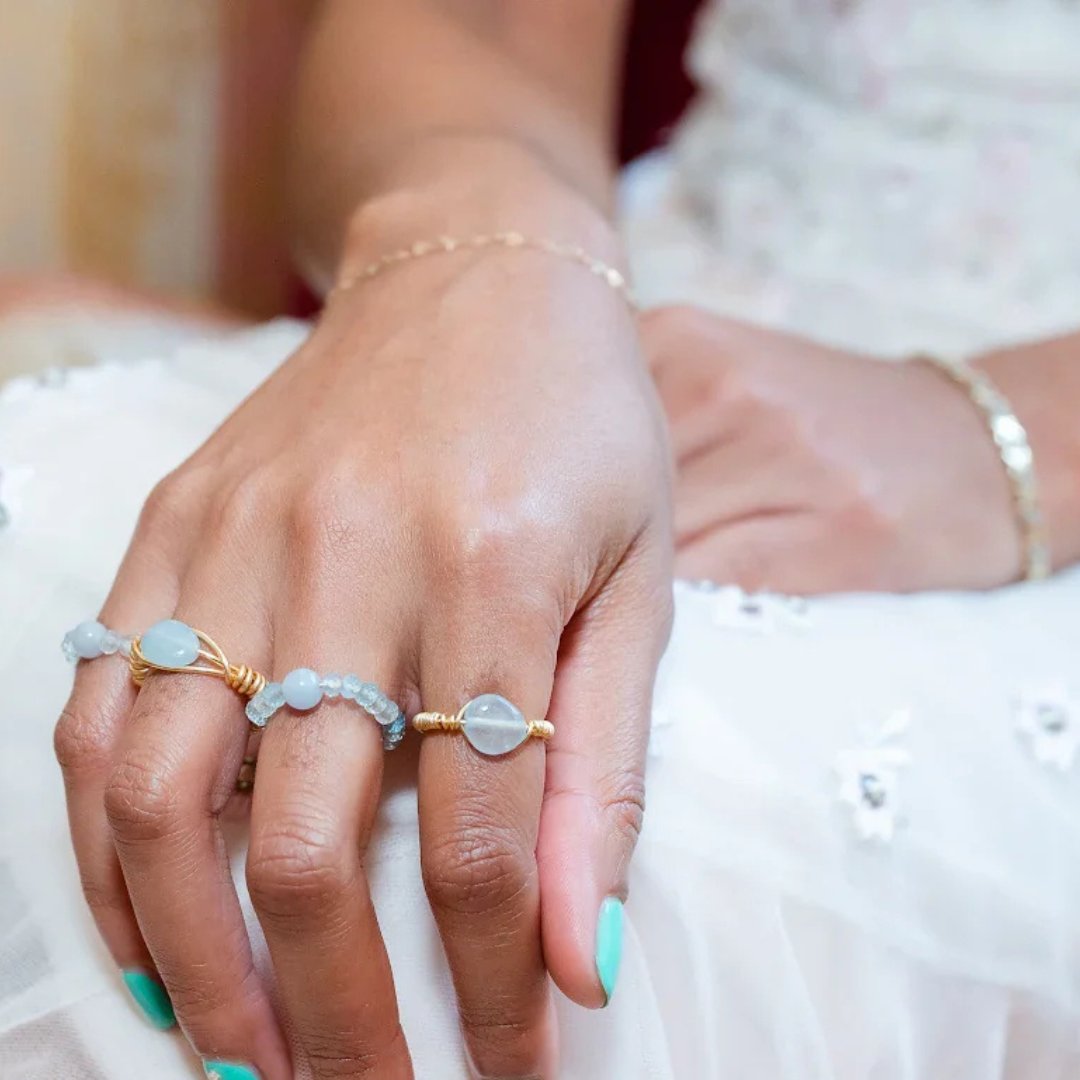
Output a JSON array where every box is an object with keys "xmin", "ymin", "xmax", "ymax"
[
  {"xmin": 245, "ymin": 697, "xmax": 270, "ymax": 728},
  {"xmin": 321, "ymin": 673, "xmax": 343, "ymax": 698},
  {"xmin": 341, "ymin": 674, "xmax": 362, "ymax": 700},
  {"xmin": 61, "ymin": 635, "xmax": 80, "ymax": 663},
  {"xmin": 282, "ymin": 668, "xmax": 323, "ymax": 711},
  {"xmin": 461, "ymin": 694, "xmax": 529, "ymax": 755},
  {"xmin": 140, "ymin": 619, "xmax": 200, "ymax": 668},
  {"xmin": 356, "ymin": 684, "xmax": 378, "ymax": 708},
  {"xmin": 264, "ymin": 683, "xmax": 286, "ymax": 709},
  {"xmin": 100, "ymin": 629, "xmax": 121, "ymax": 655},
  {"xmin": 70, "ymin": 620, "xmax": 107, "ymax": 660}
]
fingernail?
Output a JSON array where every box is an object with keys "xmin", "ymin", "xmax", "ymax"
[
  {"xmin": 121, "ymin": 969, "xmax": 175, "ymax": 1030},
  {"xmin": 594, "ymin": 896, "xmax": 625, "ymax": 1005},
  {"xmin": 203, "ymin": 1063, "xmax": 261, "ymax": 1080}
]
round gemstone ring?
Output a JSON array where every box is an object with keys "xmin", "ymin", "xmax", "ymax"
[
  {"xmin": 128, "ymin": 618, "xmax": 267, "ymax": 698},
  {"xmin": 412, "ymin": 693, "xmax": 554, "ymax": 757}
]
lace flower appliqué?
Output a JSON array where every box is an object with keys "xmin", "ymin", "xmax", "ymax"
[
  {"xmin": 835, "ymin": 709, "xmax": 911, "ymax": 842},
  {"xmin": 1015, "ymin": 686, "xmax": 1079, "ymax": 772},
  {"xmin": 702, "ymin": 585, "xmax": 812, "ymax": 634}
]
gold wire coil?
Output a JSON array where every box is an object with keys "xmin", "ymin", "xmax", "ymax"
[
  {"xmin": 128, "ymin": 629, "xmax": 266, "ymax": 699},
  {"xmin": 412, "ymin": 708, "xmax": 554, "ymax": 741}
]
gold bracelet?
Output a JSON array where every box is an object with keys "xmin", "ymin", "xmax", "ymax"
[
  {"xmin": 330, "ymin": 231, "xmax": 637, "ymax": 309},
  {"xmin": 915, "ymin": 353, "xmax": 1051, "ymax": 582}
]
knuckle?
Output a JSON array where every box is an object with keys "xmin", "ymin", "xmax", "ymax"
[
  {"xmin": 442, "ymin": 501, "xmax": 545, "ymax": 595},
  {"xmin": 206, "ymin": 467, "xmax": 276, "ymax": 539},
  {"xmin": 78, "ymin": 873, "xmax": 130, "ymax": 919},
  {"xmin": 247, "ymin": 815, "xmax": 352, "ymax": 919},
  {"xmin": 138, "ymin": 468, "xmax": 204, "ymax": 538},
  {"xmin": 459, "ymin": 1013, "xmax": 538, "ymax": 1078},
  {"xmin": 54, "ymin": 701, "xmax": 115, "ymax": 774},
  {"xmin": 600, "ymin": 769, "xmax": 647, "ymax": 848},
  {"xmin": 103, "ymin": 749, "xmax": 186, "ymax": 844},
  {"xmin": 161, "ymin": 952, "xmax": 263, "ymax": 1031},
  {"xmin": 423, "ymin": 823, "xmax": 532, "ymax": 917},
  {"xmin": 301, "ymin": 1026, "xmax": 406, "ymax": 1078},
  {"xmin": 286, "ymin": 472, "xmax": 369, "ymax": 572}
]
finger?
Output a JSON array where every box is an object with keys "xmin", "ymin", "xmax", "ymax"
[
  {"xmin": 672, "ymin": 435, "xmax": 812, "ymax": 546},
  {"xmin": 417, "ymin": 579, "xmax": 557, "ymax": 1080},
  {"xmin": 54, "ymin": 517, "xmax": 184, "ymax": 1028},
  {"xmin": 105, "ymin": 582, "xmax": 291, "ymax": 1080},
  {"xmin": 248, "ymin": 627, "xmax": 412, "ymax": 1080},
  {"xmin": 674, "ymin": 512, "xmax": 877, "ymax": 592},
  {"xmin": 538, "ymin": 533, "xmax": 672, "ymax": 1008}
]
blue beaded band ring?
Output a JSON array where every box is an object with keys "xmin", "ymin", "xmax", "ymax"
[
  {"xmin": 62, "ymin": 618, "xmax": 406, "ymax": 753},
  {"xmin": 62, "ymin": 620, "xmax": 133, "ymax": 663},
  {"xmin": 246, "ymin": 669, "xmax": 407, "ymax": 752}
]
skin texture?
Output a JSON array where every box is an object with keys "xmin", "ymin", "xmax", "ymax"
[
  {"xmin": 47, "ymin": 1, "xmax": 1080, "ymax": 1077},
  {"xmin": 644, "ymin": 307, "xmax": 1080, "ymax": 593}
]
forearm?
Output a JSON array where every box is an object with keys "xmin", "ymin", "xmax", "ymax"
[
  {"xmin": 288, "ymin": 0, "xmax": 629, "ymax": 290},
  {"xmin": 977, "ymin": 334, "xmax": 1080, "ymax": 570}
]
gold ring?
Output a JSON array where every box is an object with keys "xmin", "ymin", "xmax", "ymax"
[
  {"xmin": 413, "ymin": 693, "xmax": 553, "ymax": 757},
  {"xmin": 129, "ymin": 618, "xmax": 266, "ymax": 698}
]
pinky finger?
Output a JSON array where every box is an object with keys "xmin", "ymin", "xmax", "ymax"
[
  {"xmin": 54, "ymin": 547, "xmax": 182, "ymax": 1028},
  {"xmin": 538, "ymin": 532, "xmax": 673, "ymax": 1008}
]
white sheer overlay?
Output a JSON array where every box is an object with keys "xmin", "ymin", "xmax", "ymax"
[{"xmin": 3, "ymin": 1, "xmax": 1080, "ymax": 1076}]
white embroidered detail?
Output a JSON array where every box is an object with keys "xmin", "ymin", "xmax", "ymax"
[
  {"xmin": 702, "ymin": 585, "xmax": 811, "ymax": 633},
  {"xmin": 1015, "ymin": 685, "xmax": 1079, "ymax": 772},
  {"xmin": 835, "ymin": 709, "xmax": 911, "ymax": 842}
]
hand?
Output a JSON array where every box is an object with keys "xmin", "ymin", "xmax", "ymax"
[
  {"xmin": 54, "ymin": 213, "xmax": 673, "ymax": 1078},
  {"xmin": 642, "ymin": 306, "xmax": 1023, "ymax": 594}
]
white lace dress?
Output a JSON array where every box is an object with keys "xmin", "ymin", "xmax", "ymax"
[{"xmin": 2, "ymin": 2, "xmax": 1079, "ymax": 1077}]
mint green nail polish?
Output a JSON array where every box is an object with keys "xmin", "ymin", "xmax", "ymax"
[
  {"xmin": 121, "ymin": 970, "xmax": 175, "ymax": 1030},
  {"xmin": 203, "ymin": 1063, "xmax": 261, "ymax": 1080},
  {"xmin": 595, "ymin": 896, "xmax": 625, "ymax": 1004}
]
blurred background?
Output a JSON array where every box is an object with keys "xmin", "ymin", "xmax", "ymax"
[{"xmin": 0, "ymin": 0, "xmax": 699, "ymax": 338}]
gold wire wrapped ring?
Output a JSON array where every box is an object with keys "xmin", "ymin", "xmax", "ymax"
[
  {"xmin": 128, "ymin": 619, "xmax": 266, "ymax": 698},
  {"xmin": 413, "ymin": 694, "xmax": 553, "ymax": 757}
]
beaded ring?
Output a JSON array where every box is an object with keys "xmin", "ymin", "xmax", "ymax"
[
  {"xmin": 246, "ymin": 669, "xmax": 407, "ymax": 752},
  {"xmin": 62, "ymin": 621, "xmax": 407, "ymax": 752},
  {"xmin": 62, "ymin": 620, "xmax": 133, "ymax": 663}
]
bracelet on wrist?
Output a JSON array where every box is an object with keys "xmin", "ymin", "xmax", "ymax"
[
  {"xmin": 914, "ymin": 353, "xmax": 1050, "ymax": 582},
  {"xmin": 329, "ymin": 231, "xmax": 637, "ymax": 310}
]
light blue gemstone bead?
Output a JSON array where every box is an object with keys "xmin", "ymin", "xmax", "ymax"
[
  {"xmin": 70, "ymin": 620, "xmax": 107, "ymax": 660},
  {"xmin": 282, "ymin": 668, "xmax": 323, "ymax": 711},
  {"xmin": 245, "ymin": 696, "xmax": 271, "ymax": 728},
  {"xmin": 461, "ymin": 694, "xmax": 529, "ymax": 756},
  {"xmin": 321, "ymin": 673, "xmax": 343, "ymax": 698},
  {"xmin": 341, "ymin": 674, "xmax": 362, "ymax": 700},
  {"xmin": 264, "ymin": 683, "xmax": 286, "ymax": 709},
  {"xmin": 357, "ymin": 684, "xmax": 378, "ymax": 708},
  {"xmin": 140, "ymin": 619, "xmax": 200, "ymax": 668}
]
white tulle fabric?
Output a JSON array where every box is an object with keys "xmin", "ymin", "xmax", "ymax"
[
  {"xmin": 3, "ymin": 2, "xmax": 1080, "ymax": 1077},
  {"xmin": 622, "ymin": 0, "xmax": 1080, "ymax": 357}
]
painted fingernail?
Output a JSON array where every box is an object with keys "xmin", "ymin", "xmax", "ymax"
[
  {"xmin": 203, "ymin": 1063, "xmax": 261, "ymax": 1080},
  {"xmin": 594, "ymin": 896, "xmax": 625, "ymax": 1005},
  {"xmin": 121, "ymin": 970, "xmax": 175, "ymax": 1030}
]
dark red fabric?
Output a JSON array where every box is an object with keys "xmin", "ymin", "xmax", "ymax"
[{"xmin": 619, "ymin": 0, "xmax": 703, "ymax": 162}]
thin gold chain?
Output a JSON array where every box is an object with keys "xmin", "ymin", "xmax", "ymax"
[{"xmin": 330, "ymin": 230, "xmax": 637, "ymax": 309}]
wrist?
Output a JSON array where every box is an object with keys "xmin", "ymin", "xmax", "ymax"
[
  {"xmin": 329, "ymin": 135, "xmax": 625, "ymax": 295},
  {"xmin": 975, "ymin": 341, "xmax": 1080, "ymax": 572}
]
